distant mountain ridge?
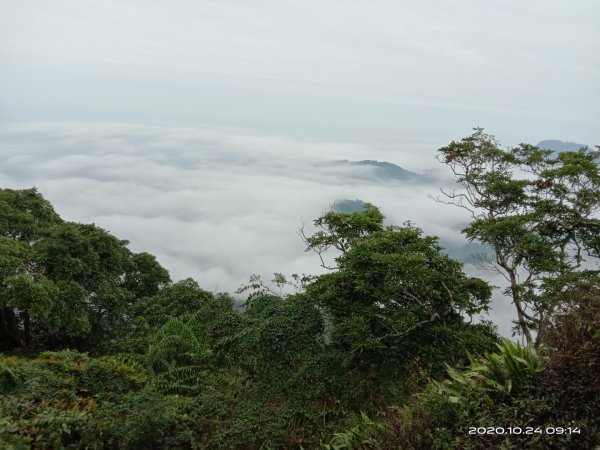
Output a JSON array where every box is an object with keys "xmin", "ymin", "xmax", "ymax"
[
  {"xmin": 536, "ymin": 140, "xmax": 589, "ymax": 153},
  {"xmin": 333, "ymin": 199, "xmax": 367, "ymax": 214},
  {"xmin": 333, "ymin": 159, "xmax": 423, "ymax": 182}
]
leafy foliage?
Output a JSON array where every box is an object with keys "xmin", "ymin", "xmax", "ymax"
[
  {"xmin": 0, "ymin": 350, "xmax": 146, "ymax": 449},
  {"xmin": 300, "ymin": 202, "xmax": 385, "ymax": 269},
  {"xmin": 437, "ymin": 339, "xmax": 543, "ymax": 402},
  {"xmin": 142, "ymin": 313, "xmax": 211, "ymax": 395},
  {"xmin": 437, "ymin": 129, "xmax": 600, "ymax": 345},
  {"xmin": 306, "ymin": 222, "xmax": 493, "ymax": 394},
  {"xmin": 320, "ymin": 412, "xmax": 386, "ymax": 450},
  {"xmin": 0, "ymin": 183, "xmax": 597, "ymax": 449},
  {"xmin": 0, "ymin": 188, "xmax": 172, "ymax": 352}
]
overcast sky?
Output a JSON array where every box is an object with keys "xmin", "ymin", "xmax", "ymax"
[
  {"xmin": 1, "ymin": 0, "xmax": 599, "ymax": 336},
  {"xmin": 1, "ymin": 0, "xmax": 598, "ymax": 143}
]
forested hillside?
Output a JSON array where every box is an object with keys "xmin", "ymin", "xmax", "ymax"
[{"xmin": 1, "ymin": 131, "xmax": 599, "ymax": 449}]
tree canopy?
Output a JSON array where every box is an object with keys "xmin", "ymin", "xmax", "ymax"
[
  {"xmin": 436, "ymin": 129, "xmax": 600, "ymax": 345},
  {"xmin": 0, "ymin": 188, "xmax": 170, "ymax": 351}
]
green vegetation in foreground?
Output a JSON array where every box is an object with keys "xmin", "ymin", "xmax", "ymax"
[{"xmin": 1, "ymin": 130, "xmax": 599, "ymax": 449}]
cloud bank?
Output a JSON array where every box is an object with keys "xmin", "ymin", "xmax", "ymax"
[{"xmin": 1, "ymin": 121, "xmax": 525, "ymax": 335}]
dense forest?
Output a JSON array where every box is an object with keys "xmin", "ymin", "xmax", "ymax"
[{"xmin": 1, "ymin": 130, "xmax": 599, "ymax": 449}]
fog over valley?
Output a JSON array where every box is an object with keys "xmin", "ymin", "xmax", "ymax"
[
  {"xmin": 0, "ymin": 121, "xmax": 455, "ymax": 285},
  {"xmin": 2, "ymin": 121, "xmax": 574, "ymax": 337},
  {"xmin": 1, "ymin": 0, "xmax": 598, "ymax": 338}
]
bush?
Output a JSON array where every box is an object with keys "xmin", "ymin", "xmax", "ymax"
[
  {"xmin": 437, "ymin": 339, "xmax": 543, "ymax": 402},
  {"xmin": 387, "ymin": 286, "xmax": 600, "ymax": 450},
  {"xmin": 0, "ymin": 351, "xmax": 146, "ymax": 449}
]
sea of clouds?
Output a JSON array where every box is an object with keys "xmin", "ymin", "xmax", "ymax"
[{"xmin": 0, "ymin": 121, "xmax": 518, "ymax": 335}]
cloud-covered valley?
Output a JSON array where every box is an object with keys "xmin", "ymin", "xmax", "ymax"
[{"xmin": 1, "ymin": 121, "xmax": 518, "ymax": 335}]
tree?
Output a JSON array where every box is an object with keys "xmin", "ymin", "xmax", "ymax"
[
  {"xmin": 126, "ymin": 278, "xmax": 235, "ymax": 353},
  {"xmin": 0, "ymin": 188, "xmax": 172, "ymax": 351},
  {"xmin": 0, "ymin": 188, "xmax": 61, "ymax": 241},
  {"xmin": 436, "ymin": 128, "xmax": 600, "ymax": 345},
  {"xmin": 300, "ymin": 202, "xmax": 384, "ymax": 269},
  {"xmin": 123, "ymin": 252, "xmax": 170, "ymax": 299},
  {"xmin": 304, "ymin": 207, "xmax": 493, "ymax": 390},
  {"xmin": 240, "ymin": 293, "xmax": 327, "ymax": 379}
]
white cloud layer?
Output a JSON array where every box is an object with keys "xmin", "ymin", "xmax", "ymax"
[{"xmin": 2, "ymin": 121, "xmax": 530, "ymax": 336}]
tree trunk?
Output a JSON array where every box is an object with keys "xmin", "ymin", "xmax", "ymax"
[
  {"xmin": 0, "ymin": 307, "xmax": 22, "ymax": 349},
  {"xmin": 508, "ymin": 272, "xmax": 534, "ymax": 346}
]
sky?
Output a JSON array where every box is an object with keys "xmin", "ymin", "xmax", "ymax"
[
  {"xmin": 1, "ymin": 0, "xmax": 599, "ymax": 143},
  {"xmin": 1, "ymin": 0, "xmax": 599, "ymax": 336}
]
